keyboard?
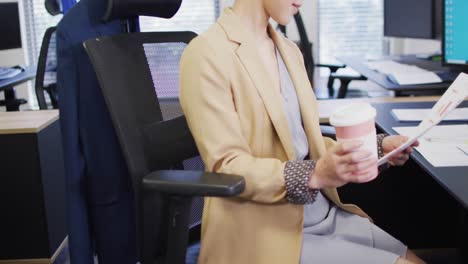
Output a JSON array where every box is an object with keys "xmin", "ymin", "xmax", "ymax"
[{"xmin": 0, "ymin": 66, "xmax": 22, "ymax": 80}]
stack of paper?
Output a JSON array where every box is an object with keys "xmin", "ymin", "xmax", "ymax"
[
  {"xmin": 459, "ymin": 145, "xmax": 468, "ymax": 156},
  {"xmin": 378, "ymin": 73, "xmax": 468, "ymax": 166},
  {"xmin": 366, "ymin": 60, "xmax": 442, "ymax": 85},
  {"xmin": 387, "ymin": 72, "xmax": 443, "ymax": 85},
  {"xmin": 366, "ymin": 60, "xmax": 425, "ymax": 75},
  {"xmin": 393, "ymin": 125, "xmax": 468, "ymax": 167},
  {"xmin": 392, "ymin": 108, "xmax": 468, "ymax": 122}
]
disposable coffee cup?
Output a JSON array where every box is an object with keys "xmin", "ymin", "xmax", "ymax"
[{"xmin": 330, "ymin": 103, "xmax": 378, "ymax": 177}]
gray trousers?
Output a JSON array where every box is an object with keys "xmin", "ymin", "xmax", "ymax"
[{"xmin": 300, "ymin": 193, "xmax": 407, "ymax": 264}]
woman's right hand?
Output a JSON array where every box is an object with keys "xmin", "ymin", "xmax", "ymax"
[{"xmin": 308, "ymin": 141, "xmax": 378, "ymax": 189}]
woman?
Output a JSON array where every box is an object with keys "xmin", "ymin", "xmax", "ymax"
[{"xmin": 179, "ymin": 0, "xmax": 424, "ymax": 263}]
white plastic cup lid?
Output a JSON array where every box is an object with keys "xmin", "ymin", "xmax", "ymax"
[{"xmin": 330, "ymin": 102, "xmax": 376, "ymax": 127}]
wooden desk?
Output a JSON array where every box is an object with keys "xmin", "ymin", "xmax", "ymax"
[
  {"xmin": 318, "ymin": 96, "xmax": 441, "ymax": 124},
  {"xmin": 0, "ymin": 110, "xmax": 67, "ymax": 264},
  {"xmin": 0, "ymin": 110, "xmax": 58, "ymax": 134}
]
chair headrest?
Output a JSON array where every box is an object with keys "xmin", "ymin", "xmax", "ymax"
[
  {"xmin": 102, "ymin": 0, "xmax": 182, "ymax": 22},
  {"xmin": 45, "ymin": 0, "xmax": 62, "ymax": 16}
]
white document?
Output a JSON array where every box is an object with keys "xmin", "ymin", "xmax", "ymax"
[
  {"xmin": 393, "ymin": 125, "xmax": 468, "ymax": 167},
  {"xmin": 378, "ymin": 73, "xmax": 468, "ymax": 166},
  {"xmin": 387, "ymin": 72, "xmax": 442, "ymax": 85},
  {"xmin": 377, "ymin": 125, "xmax": 427, "ymax": 166},
  {"xmin": 458, "ymin": 145, "xmax": 468, "ymax": 156},
  {"xmin": 366, "ymin": 60, "xmax": 428, "ymax": 75},
  {"xmin": 366, "ymin": 60, "xmax": 443, "ymax": 85},
  {"xmin": 418, "ymin": 73, "xmax": 468, "ymax": 131},
  {"xmin": 392, "ymin": 108, "xmax": 468, "ymax": 122}
]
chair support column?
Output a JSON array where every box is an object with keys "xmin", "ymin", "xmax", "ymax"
[{"xmin": 165, "ymin": 195, "xmax": 193, "ymax": 264}]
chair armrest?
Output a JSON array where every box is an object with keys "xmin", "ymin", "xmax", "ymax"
[
  {"xmin": 330, "ymin": 73, "xmax": 367, "ymax": 99},
  {"xmin": 330, "ymin": 72, "xmax": 367, "ymax": 82},
  {"xmin": 320, "ymin": 125, "xmax": 336, "ymax": 140},
  {"xmin": 144, "ymin": 171, "xmax": 244, "ymax": 263},
  {"xmin": 143, "ymin": 170, "xmax": 245, "ymax": 197},
  {"xmin": 316, "ymin": 63, "xmax": 346, "ymax": 72}
]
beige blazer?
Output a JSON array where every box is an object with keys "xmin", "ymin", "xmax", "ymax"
[{"xmin": 180, "ymin": 8, "xmax": 369, "ymax": 264}]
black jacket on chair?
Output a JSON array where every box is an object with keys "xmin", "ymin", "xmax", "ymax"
[{"xmin": 56, "ymin": 0, "xmax": 137, "ymax": 263}]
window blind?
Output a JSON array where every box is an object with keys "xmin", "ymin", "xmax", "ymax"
[
  {"xmin": 318, "ymin": 0, "xmax": 384, "ymax": 63},
  {"xmin": 22, "ymin": 0, "xmax": 62, "ymax": 66},
  {"xmin": 140, "ymin": 0, "xmax": 220, "ymax": 34},
  {"xmin": 20, "ymin": 0, "xmax": 62, "ymax": 108},
  {"xmin": 22, "ymin": 0, "xmax": 219, "ymax": 63}
]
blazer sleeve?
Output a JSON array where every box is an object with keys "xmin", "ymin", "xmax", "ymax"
[
  {"xmin": 323, "ymin": 137, "xmax": 337, "ymax": 150},
  {"xmin": 179, "ymin": 37, "xmax": 294, "ymax": 204},
  {"xmin": 56, "ymin": 28, "xmax": 94, "ymax": 263}
]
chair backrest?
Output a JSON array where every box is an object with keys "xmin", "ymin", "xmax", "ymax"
[
  {"xmin": 84, "ymin": 31, "xmax": 201, "ymax": 262},
  {"xmin": 45, "ymin": 0, "xmax": 62, "ymax": 16},
  {"xmin": 102, "ymin": 0, "xmax": 182, "ymax": 22},
  {"xmin": 142, "ymin": 35, "xmax": 204, "ymax": 232},
  {"xmin": 293, "ymin": 12, "xmax": 315, "ymax": 85},
  {"xmin": 36, "ymin": 26, "xmax": 58, "ymax": 109}
]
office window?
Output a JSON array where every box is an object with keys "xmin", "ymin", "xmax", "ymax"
[
  {"xmin": 22, "ymin": 0, "xmax": 62, "ymax": 65},
  {"xmin": 318, "ymin": 0, "xmax": 384, "ymax": 63},
  {"xmin": 21, "ymin": 0, "xmax": 219, "ymax": 64},
  {"xmin": 140, "ymin": 0, "xmax": 220, "ymax": 33}
]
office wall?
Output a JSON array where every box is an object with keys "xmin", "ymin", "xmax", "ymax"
[{"xmin": 0, "ymin": 0, "xmax": 33, "ymax": 110}]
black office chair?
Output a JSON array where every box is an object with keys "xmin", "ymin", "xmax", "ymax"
[
  {"xmin": 83, "ymin": 2, "xmax": 246, "ymax": 262},
  {"xmin": 35, "ymin": 26, "xmax": 58, "ymax": 109},
  {"xmin": 279, "ymin": 12, "xmax": 367, "ymax": 99},
  {"xmin": 85, "ymin": 30, "xmax": 245, "ymax": 264},
  {"xmin": 0, "ymin": 71, "xmax": 28, "ymax": 111},
  {"xmin": 45, "ymin": 0, "xmax": 62, "ymax": 16},
  {"xmin": 83, "ymin": 1, "xmax": 339, "ymax": 263}
]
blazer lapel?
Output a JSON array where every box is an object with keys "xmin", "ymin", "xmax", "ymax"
[{"xmin": 218, "ymin": 9, "xmax": 296, "ymax": 160}]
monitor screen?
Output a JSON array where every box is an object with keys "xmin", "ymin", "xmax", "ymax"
[
  {"xmin": 434, "ymin": 0, "xmax": 444, "ymax": 39},
  {"xmin": 0, "ymin": 2, "xmax": 22, "ymax": 50},
  {"xmin": 384, "ymin": 0, "xmax": 436, "ymax": 39},
  {"xmin": 444, "ymin": 0, "xmax": 468, "ymax": 65}
]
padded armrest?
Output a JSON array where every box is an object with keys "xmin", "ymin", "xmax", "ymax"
[
  {"xmin": 330, "ymin": 72, "xmax": 367, "ymax": 81},
  {"xmin": 143, "ymin": 170, "xmax": 245, "ymax": 197},
  {"xmin": 316, "ymin": 63, "xmax": 346, "ymax": 72}
]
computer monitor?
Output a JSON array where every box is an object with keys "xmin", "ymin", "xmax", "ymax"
[
  {"xmin": 0, "ymin": 2, "xmax": 22, "ymax": 50},
  {"xmin": 443, "ymin": 0, "xmax": 468, "ymax": 66},
  {"xmin": 384, "ymin": 0, "xmax": 442, "ymax": 39}
]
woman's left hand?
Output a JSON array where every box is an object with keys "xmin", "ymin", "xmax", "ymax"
[{"xmin": 382, "ymin": 135, "xmax": 420, "ymax": 166}]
